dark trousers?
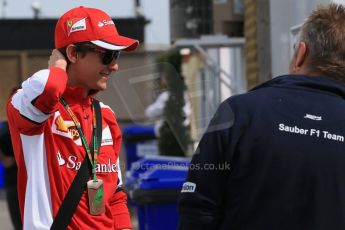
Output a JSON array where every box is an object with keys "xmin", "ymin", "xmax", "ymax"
[{"xmin": 6, "ymin": 186, "xmax": 22, "ymax": 230}]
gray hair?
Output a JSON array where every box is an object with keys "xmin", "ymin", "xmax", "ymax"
[{"xmin": 299, "ymin": 3, "xmax": 345, "ymax": 82}]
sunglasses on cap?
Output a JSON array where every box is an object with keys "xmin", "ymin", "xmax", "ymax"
[{"xmin": 74, "ymin": 44, "xmax": 121, "ymax": 65}]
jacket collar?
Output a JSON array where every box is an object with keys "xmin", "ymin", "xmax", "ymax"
[
  {"xmin": 251, "ymin": 75, "xmax": 345, "ymax": 99},
  {"xmin": 62, "ymin": 86, "xmax": 98, "ymax": 105}
]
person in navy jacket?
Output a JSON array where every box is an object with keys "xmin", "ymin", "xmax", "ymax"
[{"xmin": 178, "ymin": 3, "xmax": 345, "ymax": 230}]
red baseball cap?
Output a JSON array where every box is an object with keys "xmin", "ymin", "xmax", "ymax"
[{"xmin": 55, "ymin": 6, "xmax": 139, "ymax": 51}]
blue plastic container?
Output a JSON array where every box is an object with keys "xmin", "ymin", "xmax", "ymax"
[
  {"xmin": 126, "ymin": 155, "xmax": 190, "ymax": 230},
  {"xmin": 122, "ymin": 125, "xmax": 158, "ymax": 170},
  {"xmin": 0, "ymin": 162, "xmax": 4, "ymax": 188},
  {"xmin": 126, "ymin": 155, "xmax": 190, "ymax": 185}
]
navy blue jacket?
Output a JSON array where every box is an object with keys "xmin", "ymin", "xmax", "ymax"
[{"xmin": 178, "ymin": 75, "xmax": 345, "ymax": 230}]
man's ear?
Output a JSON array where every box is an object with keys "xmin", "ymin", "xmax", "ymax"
[
  {"xmin": 294, "ymin": 41, "xmax": 308, "ymax": 70},
  {"xmin": 65, "ymin": 44, "xmax": 78, "ymax": 63}
]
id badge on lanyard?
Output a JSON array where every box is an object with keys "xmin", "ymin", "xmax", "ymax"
[
  {"xmin": 60, "ymin": 97, "xmax": 105, "ymax": 215},
  {"xmin": 87, "ymin": 179, "xmax": 105, "ymax": 215}
]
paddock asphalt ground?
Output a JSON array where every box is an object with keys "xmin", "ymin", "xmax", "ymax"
[{"xmin": 0, "ymin": 189, "xmax": 13, "ymax": 230}]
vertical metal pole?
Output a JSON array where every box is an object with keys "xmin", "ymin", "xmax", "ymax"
[{"xmin": 2, "ymin": 0, "xmax": 7, "ymax": 18}]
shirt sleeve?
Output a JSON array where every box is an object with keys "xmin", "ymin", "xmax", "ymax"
[
  {"xmin": 145, "ymin": 91, "xmax": 169, "ymax": 119},
  {"xmin": 7, "ymin": 67, "xmax": 68, "ymax": 134},
  {"xmin": 109, "ymin": 158, "xmax": 132, "ymax": 230},
  {"xmin": 177, "ymin": 100, "xmax": 236, "ymax": 230},
  {"xmin": 107, "ymin": 111, "xmax": 132, "ymax": 230}
]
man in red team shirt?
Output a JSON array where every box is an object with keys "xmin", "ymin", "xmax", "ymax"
[{"xmin": 7, "ymin": 6, "xmax": 138, "ymax": 229}]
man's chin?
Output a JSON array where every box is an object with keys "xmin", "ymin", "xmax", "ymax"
[{"xmin": 97, "ymin": 83, "xmax": 107, "ymax": 91}]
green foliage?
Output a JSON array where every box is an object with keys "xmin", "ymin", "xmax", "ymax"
[{"xmin": 157, "ymin": 49, "xmax": 190, "ymax": 156}]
